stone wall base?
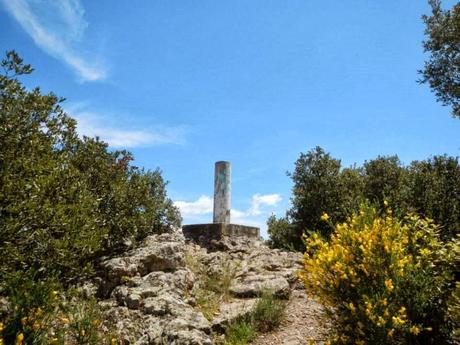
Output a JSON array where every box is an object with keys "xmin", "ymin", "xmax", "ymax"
[{"xmin": 182, "ymin": 223, "xmax": 260, "ymax": 249}]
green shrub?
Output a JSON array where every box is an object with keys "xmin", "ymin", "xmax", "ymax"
[
  {"xmin": 287, "ymin": 146, "xmax": 353, "ymax": 240},
  {"xmin": 0, "ymin": 51, "xmax": 180, "ymax": 282},
  {"xmin": 362, "ymin": 156, "xmax": 410, "ymax": 216},
  {"xmin": 266, "ymin": 215, "xmax": 299, "ymax": 251},
  {"xmin": 448, "ymin": 282, "xmax": 460, "ymax": 342},
  {"xmin": 269, "ymin": 146, "xmax": 460, "ymax": 251},
  {"xmin": 0, "ymin": 271, "xmax": 60, "ymax": 345},
  {"xmin": 300, "ymin": 205, "xmax": 459, "ymax": 344},
  {"xmin": 222, "ymin": 291, "xmax": 286, "ymax": 344},
  {"xmin": 409, "ymin": 155, "xmax": 460, "ymax": 241},
  {"xmin": 0, "ymin": 272, "xmax": 119, "ymax": 345},
  {"xmin": 224, "ymin": 320, "xmax": 256, "ymax": 345},
  {"xmin": 252, "ymin": 291, "xmax": 286, "ymax": 332}
]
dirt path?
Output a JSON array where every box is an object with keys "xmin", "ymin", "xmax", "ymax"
[{"xmin": 252, "ymin": 290, "xmax": 331, "ymax": 345}]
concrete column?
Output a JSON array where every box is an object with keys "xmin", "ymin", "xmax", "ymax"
[{"xmin": 213, "ymin": 161, "xmax": 231, "ymax": 223}]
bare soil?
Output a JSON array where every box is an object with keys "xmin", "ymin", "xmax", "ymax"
[{"xmin": 252, "ymin": 289, "xmax": 331, "ymax": 345}]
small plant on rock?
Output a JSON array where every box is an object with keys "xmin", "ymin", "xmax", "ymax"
[
  {"xmin": 224, "ymin": 320, "xmax": 257, "ymax": 345},
  {"xmin": 223, "ymin": 291, "xmax": 287, "ymax": 345},
  {"xmin": 252, "ymin": 290, "xmax": 286, "ymax": 332},
  {"xmin": 185, "ymin": 254, "xmax": 238, "ymax": 320}
]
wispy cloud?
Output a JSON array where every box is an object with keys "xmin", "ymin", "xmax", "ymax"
[
  {"xmin": 1, "ymin": 0, "xmax": 106, "ymax": 81},
  {"xmin": 67, "ymin": 106, "xmax": 186, "ymax": 148}
]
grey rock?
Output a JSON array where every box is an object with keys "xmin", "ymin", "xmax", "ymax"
[
  {"xmin": 230, "ymin": 275, "xmax": 291, "ymax": 298},
  {"xmin": 92, "ymin": 230, "xmax": 304, "ymax": 344},
  {"xmin": 212, "ymin": 298, "xmax": 258, "ymax": 332}
]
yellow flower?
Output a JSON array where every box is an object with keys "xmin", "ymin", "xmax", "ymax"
[
  {"xmin": 0, "ymin": 322, "xmax": 3, "ymax": 332},
  {"xmin": 410, "ymin": 326, "xmax": 421, "ymax": 335},
  {"xmin": 32, "ymin": 322, "xmax": 41, "ymax": 330},
  {"xmin": 385, "ymin": 279, "xmax": 394, "ymax": 292},
  {"xmin": 388, "ymin": 328, "xmax": 395, "ymax": 337},
  {"xmin": 392, "ymin": 316, "xmax": 406, "ymax": 325},
  {"xmin": 16, "ymin": 333, "xmax": 24, "ymax": 344},
  {"xmin": 36, "ymin": 307, "xmax": 43, "ymax": 317},
  {"xmin": 20, "ymin": 317, "xmax": 27, "ymax": 326},
  {"xmin": 348, "ymin": 302, "xmax": 356, "ymax": 313},
  {"xmin": 381, "ymin": 298, "xmax": 388, "ymax": 306},
  {"xmin": 61, "ymin": 317, "xmax": 70, "ymax": 325},
  {"xmin": 320, "ymin": 212, "xmax": 330, "ymax": 221},
  {"xmin": 111, "ymin": 338, "xmax": 117, "ymax": 345},
  {"xmin": 419, "ymin": 248, "xmax": 432, "ymax": 257},
  {"xmin": 377, "ymin": 316, "xmax": 385, "ymax": 327}
]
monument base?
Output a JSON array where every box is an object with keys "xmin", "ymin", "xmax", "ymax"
[{"xmin": 182, "ymin": 223, "xmax": 260, "ymax": 247}]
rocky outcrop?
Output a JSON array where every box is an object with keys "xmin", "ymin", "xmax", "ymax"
[{"xmin": 94, "ymin": 231, "xmax": 303, "ymax": 345}]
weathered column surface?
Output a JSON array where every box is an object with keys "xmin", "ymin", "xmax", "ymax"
[{"xmin": 213, "ymin": 161, "xmax": 231, "ymax": 223}]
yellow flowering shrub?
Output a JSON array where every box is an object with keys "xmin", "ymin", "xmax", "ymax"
[
  {"xmin": 448, "ymin": 282, "xmax": 460, "ymax": 342},
  {"xmin": 0, "ymin": 272, "xmax": 119, "ymax": 344},
  {"xmin": 300, "ymin": 204, "xmax": 459, "ymax": 344}
]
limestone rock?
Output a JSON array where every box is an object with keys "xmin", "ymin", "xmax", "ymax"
[
  {"xmin": 230, "ymin": 275, "xmax": 291, "ymax": 298},
  {"xmin": 98, "ymin": 232, "xmax": 186, "ymax": 297},
  {"xmin": 91, "ymin": 230, "xmax": 304, "ymax": 344},
  {"xmin": 212, "ymin": 298, "xmax": 258, "ymax": 332}
]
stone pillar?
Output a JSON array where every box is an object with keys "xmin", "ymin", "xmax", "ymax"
[{"xmin": 213, "ymin": 161, "xmax": 231, "ymax": 223}]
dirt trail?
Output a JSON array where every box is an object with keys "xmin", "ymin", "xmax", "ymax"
[{"xmin": 252, "ymin": 290, "xmax": 331, "ymax": 345}]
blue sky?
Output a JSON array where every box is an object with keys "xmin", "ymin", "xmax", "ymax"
[{"xmin": 1, "ymin": 0, "xmax": 459, "ymax": 237}]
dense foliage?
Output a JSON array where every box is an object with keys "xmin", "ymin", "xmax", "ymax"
[
  {"xmin": 268, "ymin": 146, "xmax": 460, "ymax": 250},
  {"xmin": 420, "ymin": 0, "xmax": 460, "ymax": 118},
  {"xmin": 300, "ymin": 205, "xmax": 460, "ymax": 344},
  {"xmin": 0, "ymin": 273, "xmax": 118, "ymax": 345},
  {"xmin": 0, "ymin": 51, "xmax": 181, "ymax": 343},
  {"xmin": 0, "ymin": 51, "xmax": 180, "ymax": 281}
]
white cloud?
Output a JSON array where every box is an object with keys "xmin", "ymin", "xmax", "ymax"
[
  {"xmin": 71, "ymin": 109, "xmax": 186, "ymax": 148},
  {"xmin": 175, "ymin": 193, "xmax": 282, "ymax": 232},
  {"xmin": 175, "ymin": 196, "xmax": 213, "ymax": 216},
  {"xmin": 230, "ymin": 208, "xmax": 264, "ymax": 228},
  {"xmin": 248, "ymin": 193, "xmax": 282, "ymax": 216},
  {"xmin": 1, "ymin": 0, "xmax": 106, "ymax": 81}
]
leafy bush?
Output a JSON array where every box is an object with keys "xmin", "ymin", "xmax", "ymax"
[
  {"xmin": 363, "ymin": 156, "xmax": 410, "ymax": 216},
  {"xmin": 0, "ymin": 51, "xmax": 180, "ymax": 282},
  {"xmin": 300, "ymin": 205, "xmax": 459, "ymax": 344},
  {"xmin": 269, "ymin": 146, "xmax": 460, "ymax": 250},
  {"xmin": 0, "ymin": 273, "xmax": 118, "ymax": 345},
  {"xmin": 448, "ymin": 282, "xmax": 460, "ymax": 342},
  {"xmin": 287, "ymin": 146, "xmax": 352, "ymax": 240},
  {"xmin": 409, "ymin": 155, "xmax": 460, "ymax": 241},
  {"xmin": 0, "ymin": 272, "xmax": 60, "ymax": 345},
  {"xmin": 266, "ymin": 215, "xmax": 300, "ymax": 251}
]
